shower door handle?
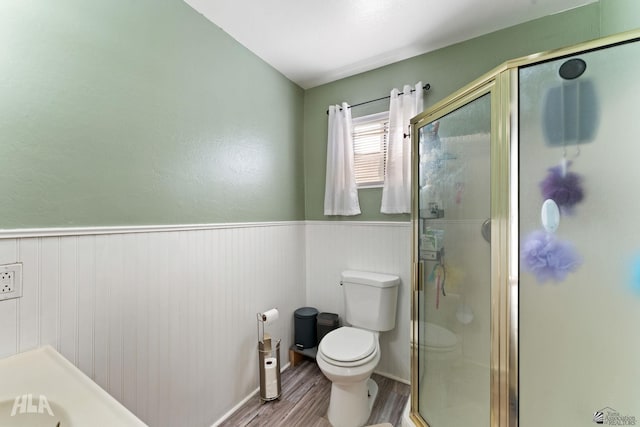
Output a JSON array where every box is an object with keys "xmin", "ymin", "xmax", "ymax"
[
  {"xmin": 414, "ymin": 260, "xmax": 425, "ymax": 292},
  {"xmin": 481, "ymin": 218, "xmax": 491, "ymax": 243}
]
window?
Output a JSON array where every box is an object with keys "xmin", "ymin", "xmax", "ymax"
[{"xmin": 352, "ymin": 111, "xmax": 389, "ymax": 188}]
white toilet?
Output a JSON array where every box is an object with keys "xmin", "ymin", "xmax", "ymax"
[{"xmin": 316, "ymin": 270, "xmax": 400, "ymax": 427}]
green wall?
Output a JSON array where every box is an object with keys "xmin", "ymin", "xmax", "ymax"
[
  {"xmin": 3, "ymin": 1, "xmax": 638, "ymax": 228},
  {"xmin": 303, "ymin": 3, "xmax": 604, "ymax": 221},
  {"xmin": 0, "ymin": 0, "xmax": 305, "ymax": 228},
  {"xmin": 601, "ymin": 0, "xmax": 640, "ymax": 35}
]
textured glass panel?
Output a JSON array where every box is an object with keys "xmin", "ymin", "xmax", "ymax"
[
  {"xmin": 417, "ymin": 93, "xmax": 491, "ymax": 427},
  {"xmin": 519, "ymin": 39, "xmax": 640, "ymax": 426}
]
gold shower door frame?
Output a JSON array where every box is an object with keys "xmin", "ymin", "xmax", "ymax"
[{"xmin": 409, "ymin": 28, "xmax": 640, "ymax": 427}]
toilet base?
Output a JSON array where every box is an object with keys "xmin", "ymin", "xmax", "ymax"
[{"xmin": 327, "ymin": 378, "xmax": 378, "ymax": 427}]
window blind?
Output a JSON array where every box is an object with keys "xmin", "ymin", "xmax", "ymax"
[{"xmin": 352, "ymin": 111, "xmax": 389, "ymax": 187}]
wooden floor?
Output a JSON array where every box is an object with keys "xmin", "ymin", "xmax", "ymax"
[{"xmin": 220, "ymin": 360, "xmax": 410, "ymax": 427}]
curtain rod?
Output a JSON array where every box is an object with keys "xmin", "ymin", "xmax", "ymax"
[{"xmin": 326, "ymin": 83, "xmax": 430, "ymax": 115}]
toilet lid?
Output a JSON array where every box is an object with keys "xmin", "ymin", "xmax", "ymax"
[{"xmin": 320, "ymin": 327, "xmax": 376, "ymax": 362}]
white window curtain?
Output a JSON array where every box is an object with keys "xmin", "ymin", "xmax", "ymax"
[
  {"xmin": 381, "ymin": 82, "xmax": 424, "ymax": 214},
  {"xmin": 324, "ymin": 102, "xmax": 361, "ymax": 216}
]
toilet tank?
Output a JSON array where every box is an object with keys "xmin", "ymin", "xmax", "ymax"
[{"xmin": 341, "ymin": 270, "xmax": 400, "ymax": 332}]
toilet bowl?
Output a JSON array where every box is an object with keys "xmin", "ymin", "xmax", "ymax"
[
  {"xmin": 423, "ymin": 322, "xmax": 458, "ymax": 354},
  {"xmin": 414, "ymin": 322, "xmax": 460, "ymax": 385},
  {"xmin": 317, "ymin": 327, "xmax": 381, "ymax": 427}
]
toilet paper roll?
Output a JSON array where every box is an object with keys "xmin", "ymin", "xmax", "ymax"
[
  {"xmin": 264, "ymin": 357, "xmax": 278, "ymax": 399},
  {"xmin": 260, "ymin": 308, "xmax": 279, "ymax": 324}
]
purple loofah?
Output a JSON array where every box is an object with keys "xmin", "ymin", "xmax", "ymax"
[
  {"xmin": 539, "ymin": 162, "xmax": 584, "ymax": 214},
  {"xmin": 521, "ymin": 230, "xmax": 582, "ymax": 283}
]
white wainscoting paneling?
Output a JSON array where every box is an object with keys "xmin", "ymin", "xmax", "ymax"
[
  {"xmin": 0, "ymin": 223, "xmax": 306, "ymax": 427},
  {"xmin": 305, "ymin": 221, "xmax": 412, "ymax": 382},
  {"xmin": 0, "ymin": 220, "xmax": 413, "ymax": 426}
]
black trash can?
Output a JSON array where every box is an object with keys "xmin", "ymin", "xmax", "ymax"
[
  {"xmin": 294, "ymin": 307, "xmax": 318, "ymax": 349},
  {"xmin": 317, "ymin": 312, "xmax": 340, "ymax": 345}
]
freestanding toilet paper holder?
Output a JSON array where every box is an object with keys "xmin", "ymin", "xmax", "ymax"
[{"xmin": 257, "ymin": 311, "xmax": 281, "ymax": 403}]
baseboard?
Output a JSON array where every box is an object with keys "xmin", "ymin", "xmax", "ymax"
[
  {"xmin": 373, "ymin": 369, "xmax": 410, "ymax": 385},
  {"xmin": 210, "ymin": 362, "xmax": 291, "ymax": 427}
]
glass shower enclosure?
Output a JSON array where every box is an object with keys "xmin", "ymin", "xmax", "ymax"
[{"xmin": 410, "ymin": 30, "xmax": 640, "ymax": 427}]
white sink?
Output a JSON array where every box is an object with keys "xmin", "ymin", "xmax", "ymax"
[{"xmin": 0, "ymin": 346, "xmax": 146, "ymax": 426}]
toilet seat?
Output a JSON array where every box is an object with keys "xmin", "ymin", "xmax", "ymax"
[{"xmin": 318, "ymin": 327, "xmax": 378, "ymax": 367}]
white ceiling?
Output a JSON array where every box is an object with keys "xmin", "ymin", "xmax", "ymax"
[{"xmin": 184, "ymin": 0, "xmax": 596, "ymax": 89}]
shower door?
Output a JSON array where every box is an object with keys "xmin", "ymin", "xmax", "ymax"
[
  {"xmin": 410, "ymin": 30, "xmax": 640, "ymax": 427},
  {"xmin": 412, "ymin": 86, "xmax": 494, "ymax": 426},
  {"xmin": 518, "ymin": 36, "xmax": 640, "ymax": 427}
]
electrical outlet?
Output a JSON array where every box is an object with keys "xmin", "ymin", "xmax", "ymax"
[
  {"xmin": 0, "ymin": 263, "xmax": 22, "ymax": 301},
  {"xmin": 0, "ymin": 271, "xmax": 15, "ymax": 293}
]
